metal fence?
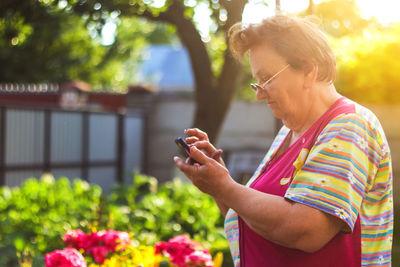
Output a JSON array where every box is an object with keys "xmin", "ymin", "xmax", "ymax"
[{"xmin": 0, "ymin": 105, "xmax": 144, "ymax": 193}]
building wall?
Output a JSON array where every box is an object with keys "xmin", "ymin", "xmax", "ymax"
[{"xmin": 146, "ymin": 96, "xmax": 278, "ymax": 182}]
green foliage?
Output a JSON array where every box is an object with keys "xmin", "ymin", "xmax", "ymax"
[
  {"xmin": 0, "ymin": 0, "xmax": 177, "ymax": 91},
  {"xmin": 106, "ymin": 176, "xmax": 226, "ymax": 246},
  {"xmin": 332, "ymin": 23, "xmax": 400, "ymax": 104},
  {"xmin": 312, "ymin": 0, "xmax": 376, "ymax": 37},
  {"xmin": 0, "ymin": 175, "xmax": 102, "ymax": 266},
  {"xmin": 0, "ymin": 174, "xmax": 231, "ymax": 266}
]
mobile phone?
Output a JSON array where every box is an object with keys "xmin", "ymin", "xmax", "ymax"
[
  {"xmin": 175, "ymin": 137, "xmax": 198, "ymax": 164},
  {"xmin": 175, "ymin": 137, "xmax": 191, "ymax": 156}
]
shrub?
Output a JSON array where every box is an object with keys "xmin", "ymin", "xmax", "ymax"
[
  {"xmin": 0, "ymin": 174, "xmax": 102, "ymax": 266},
  {"xmin": 0, "ymin": 174, "xmax": 231, "ymax": 266}
]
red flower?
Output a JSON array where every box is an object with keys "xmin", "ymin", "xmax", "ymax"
[
  {"xmin": 63, "ymin": 229, "xmax": 86, "ymax": 249},
  {"xmin": 90, "ymin": 246, "xmax": 109, "ymax": 264},
  {"xmin": 62, "ymin": 229, "xmax": 132, "ymax": 264},
  {"xmin": 45, "ymin": 248, "xmax": 86, "ymax": 267},
  {"xmin": 103, "ymin": 229, "xmax": 130, "ymax": 252},
  {"xmin": 155, "ymin": 241, "xmax": 168, "ymax": 254},
  {"xmin": 185, "ymin": 250, "xmax": 213, "ymax": 267},
  {"xmin": 155, "ymin": 235, "xmax": 214, "ymax": 267}
]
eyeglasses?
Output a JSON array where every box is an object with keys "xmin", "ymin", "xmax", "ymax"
[{"xmin": 250, "ymin": 64, "xmax": 290, "ymax": 92}]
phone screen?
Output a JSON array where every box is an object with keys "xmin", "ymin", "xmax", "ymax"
[
  {"xmin": 175, "ymin": 137, "xmax": 191, "ymax": 156},
  {"xmin": 175, "ymin": 137, "xmax": 198, "ymax": 164}
]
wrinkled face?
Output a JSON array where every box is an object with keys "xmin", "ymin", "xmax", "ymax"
[{"xmin": 249, "ymin": 42, "xmax": 307, "ymax": 124}]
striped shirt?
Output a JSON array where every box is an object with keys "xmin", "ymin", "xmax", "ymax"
[{"xmin": 224, "ymin": 97, "xmax": 393, "ymax": 266}]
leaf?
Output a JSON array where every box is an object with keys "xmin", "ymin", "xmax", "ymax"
[{"xmin": 13, "ymin": 236, "xmax": 25, "ymax": 251}]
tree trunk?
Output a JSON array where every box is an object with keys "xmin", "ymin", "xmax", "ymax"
[
  {"xmin": 276, "ymin": 0, "xmax": 281, "ymax": 13},
  {"xmin": 191, "ymin": 0, "xmax": 247, "ymax": 144},
  {"xmin": 308, "ymin": 0, "xmax": 315, "ymax": 15},
  {"xmin": 107, "ymin": 0, "xmax": 248, "ymax": 144}
]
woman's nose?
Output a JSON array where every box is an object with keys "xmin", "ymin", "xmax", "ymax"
[{"xmin": 256, "ymin": 88, "xmax": 268, "ymax": 101}]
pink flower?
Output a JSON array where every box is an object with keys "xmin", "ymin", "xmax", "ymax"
[
  {"xmin": 63, "ymin": 229, "xmax": 86, "ymax": 249},
  {"xmin": 185, "ymin": 250, "xmax": 213, "ymax": 267},
  {"xmin": 90, "ymin": 246, "xmax": 109, "ymax": 264},
  {"xmin": 155, "ymin": 241, "xmax": 168, "ymax": 254},
  {"xmin": 103, "ymin": 230, "xmax": 130, "ymax": 252},
  {"xmin": 45, "ymin": 248, "xmax": 86, "ymax": 267},
  {"xmin": 62, "ymin": 229, "xmax": 131, "ymax": 264},
  {"xmin": 82, "ymin": 231, "xmax": 105, "ymax": 252},
  {"xmin": 156, "ymin": 235, "xmax": 214, "ymax": 267}
]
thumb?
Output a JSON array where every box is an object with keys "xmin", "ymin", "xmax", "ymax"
[{"xmin": 190, "ymin": 145, "xmax": 210, "ymax": 165}]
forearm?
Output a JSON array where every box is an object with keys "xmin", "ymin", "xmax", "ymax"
[
  {"xmin": 213, "ymin": 196, "xmax": 229, "ymax": 217},
  {"xmin": 221, "ymin": 181, "xmax": 309, "ymax": 249}
]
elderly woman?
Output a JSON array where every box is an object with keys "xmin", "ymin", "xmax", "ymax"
[{"xmin": 174, "ymin": 15, "xmax": 393, "ymax": 266}]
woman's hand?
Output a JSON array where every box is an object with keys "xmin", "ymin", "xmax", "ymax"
[
  {"xmin": 174, "ymin": 145, "xmax": 234, "ymax": 198},
  {"xmin": 185, "ymin": 128, "xmax": 225, "ymax": 167}
]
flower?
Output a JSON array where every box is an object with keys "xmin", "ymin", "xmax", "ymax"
[
  {"xmin": 329, "ymin": 141, "xmax": 343, "ymax": 152},
  {"xmin": 89, "ymin": 244, "xmax": 163, "ymax": 267},
  {"xmin": 45, "ymin": 248, "xmax": 86, "ymax": 267},
  {"xmin": 357, "ymin": 136, "xmax": 368, "ymax": 150},
  {"xmin": 185, "ymin": 250, "xmax": 213, "ymax": 267},
  {"xmin": 318, "ymin": 177, "xmax": 331, "ymax": 187},
  {"xmin": 155, "ymin": 235, "xmax": 215, "ymax": 267},
  {"xmin": 155, "ymin": 241, "xmax": 168, "ymax": 254},
  {"xmin": 335, "ymin": 208, "xmax": 349, "ymax": 220},
  {"xmin": 347, "ymin": 173, "xmax": 357, "ymax": 185},
  {"xmin": 63, "ymin": 229, "xmax": 86, "ymax": 249},
  {"xmin": 103, "ymin": 229, "xmax": 130, "ymax": 252},
  {"xmin": 86, "ymin": 246, "xmax": 108, "ymax": 264},
  {"xmin": 62, "ymin": 229, "xmax": 132, "ymax": 264},
  {"xmin": 378, "ymin": 255, "xmax": 385, "ymax": 265}
]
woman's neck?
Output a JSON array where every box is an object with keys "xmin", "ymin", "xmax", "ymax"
[{"xmin": 286, "ymin": 83, "xmax": 341, "ymax": 140}]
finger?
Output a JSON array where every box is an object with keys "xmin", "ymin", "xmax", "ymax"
[
  {"xmin": 211, "ymin": 149, "xmax": 223, "ymax": 160},
  {"xmin": 192, "ymin": 140, "xmax": 216, "ymax": 155},
  {"xmin": 174, "ymin": 156, "xmax": 198, "ymax": 175},
  {"xmin": 185, "ymin": 128, "xmax": 209, "ymax": 141},
  {"xmin": 189, "ymin": 146, "xmax": 210, "ymax": 165},
  {"xmin": 185, "ymin": 136, "xmax": 199, "ymax": 144}
]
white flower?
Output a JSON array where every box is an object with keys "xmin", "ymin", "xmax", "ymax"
[
  {"xmin": 361, "ymin": 241, "xmax": 366, "ymax": 249},
  {"xmin": 387, "ymin": 236, "xmax": 393, "ymax": 246},
  {"xmin": 378, "ymin": 255, "xmax": 384, "ymax": 265},
  {"xmin": 335, "ymin": 208, "xmax": 349, "ymax": 220},
  {"xmin": 348, "ymin": 173, "xmax": 357, "ymax": 185},
  {"xmin": 357, "ymin": 136, "xmax": 368, "ymax": 150},
  {"xmin": 329, "ymin": 141, "xmax": 343, "ymax": 151},
  {"xmin": 318, "ymin": 177, "xmax": 331, "ymax": 187}
]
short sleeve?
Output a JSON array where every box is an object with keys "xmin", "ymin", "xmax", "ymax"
[{"xmin": 285, "ymin": 113, "xmax": 383, "ymax": 231}]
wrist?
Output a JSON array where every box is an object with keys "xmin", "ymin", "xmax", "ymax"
[{"xmin": 218, "ymin": 175, "xmax": 239, "ymax": 203}]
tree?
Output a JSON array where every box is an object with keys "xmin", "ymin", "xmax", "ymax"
[
  {"xmin": 312, "ymin": 0, "xmax": 376, "ymax": 37},
  {"xmin": 0, "ymin": 0, "xmax": 176, "ymax": 90},
  {"xmin": 332, "ymin": 23, "xmax": 400, "ymax": 104},
  {"xmin": 68, "ymin": 0, "xmax": 248, "ymax": 143},
  {"xmin": 307, "ymin": 0, "xmax": 314, "ymax": 15}
]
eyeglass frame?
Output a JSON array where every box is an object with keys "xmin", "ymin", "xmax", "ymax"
[{"xmin": 250, "ymin": 64, "xmax": 290, "ymax": 92}]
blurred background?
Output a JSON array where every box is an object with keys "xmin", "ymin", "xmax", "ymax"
[{"xmin": 0, "ymin": 0, "xmax": 399, "ymax": 266}]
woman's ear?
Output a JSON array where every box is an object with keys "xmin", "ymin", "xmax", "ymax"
[{"xmin": 303, "ymin": 63, "xmax": 318, "ymax": 90}]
